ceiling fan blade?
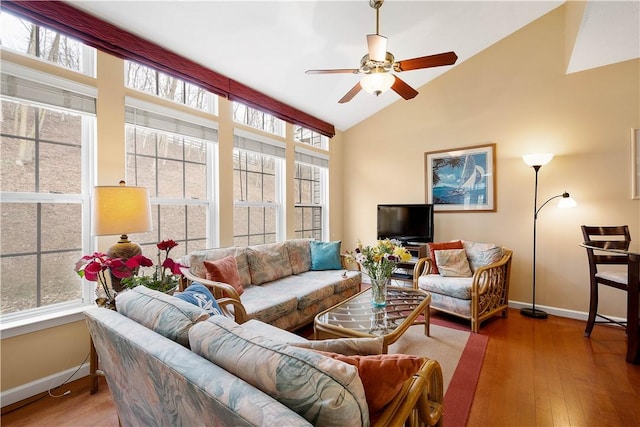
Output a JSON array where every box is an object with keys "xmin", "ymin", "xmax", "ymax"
[
  {"xmin": 394, "ymin": 51, "xmax": 458, "ymax": 72},
  {"xmin": 391, "ymin": 76, "xmax": 419, "ymax": 100},
  {"xmin": 367, "ymin": 34, "xmax": 388, "ymax": 62},
  {"xmin": 338, "ymin": 82, "xmax": 362, "ymax": 104},
  {"xmin": 306, "ymin": 69, "xmax": 359, "ymax": 75}
]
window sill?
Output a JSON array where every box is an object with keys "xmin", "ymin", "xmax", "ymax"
[{"xmin": 0, "ymin": 304, "xmax": 93, "ymax": 339}]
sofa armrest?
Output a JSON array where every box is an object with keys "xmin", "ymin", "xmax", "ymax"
[
  {"xmin": 216, "ymin": 297, "xmax": 249, "ymax": 324},
  {"xmin": 179, "ymin": 266, "xmax": 241, "ymax": 300},
  {"xmin": 341, "ymin": 253, "xmax": 361, "ymax": 271},
  {"xmin": 373, "ymin": 358, "xmax": 444, "ymax": 427},
  {"xmin": 471, "ymin": 248, "xmax": 513, "ymax": 295},
  {"xmin": 412, "ymin": 257, "xmax": 435, "ymax": 289}
]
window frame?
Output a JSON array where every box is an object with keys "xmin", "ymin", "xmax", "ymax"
[
  {"xmin": 124, "ymin": 97, "xmax": 219, "ymax": 256},
  {"xmin": 0, "ymin": 68, "xmax": 96, "ymax": 330},
  {"xmin": 294, "ymin": 147, "xmax": 329, "ymax": 241}
]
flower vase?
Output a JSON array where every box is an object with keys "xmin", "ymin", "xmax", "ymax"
[{"xmin": 370, "ymin": 277, "xmax": 389, "ymax": 307}]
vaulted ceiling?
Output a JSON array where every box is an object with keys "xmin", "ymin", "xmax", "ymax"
[{"xmin": 66, "ymin": 1, "xmax": 640, "ymax": 131}]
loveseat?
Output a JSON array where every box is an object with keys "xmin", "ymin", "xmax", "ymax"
[
  {"xmin": 413, "ymin": 240, "xmax": 513, "ymax": 332},
  {"xmin": 179, "ymin": 239, "xmax": 361, "ymax": 331},
  {"xmin": 85, "ymin": 286, "xmax": 444, "ymax": 427}
]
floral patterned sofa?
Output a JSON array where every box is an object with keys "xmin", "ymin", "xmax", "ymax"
[
  {"xmin": 413, "ymin": 240, "xmax": 513, "ymax": 332},
  {"xmin": 85, "ymin": 287, "xmax": 445, "ymax": 427},
  {"xmin": 179, "ymin": 239, "xmax": 362, "ymax": 331}
]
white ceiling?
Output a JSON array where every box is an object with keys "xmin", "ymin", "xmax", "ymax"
[{"xmin": 66, "ymin": 0, "xmax": 639, "ymax": 132}]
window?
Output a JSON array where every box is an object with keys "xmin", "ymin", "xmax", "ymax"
[
  {"xmin": 294, "ymin": 125, "xmax": 329, "ymax": 150},
  {"xmin": 294, "ymin": 148, "xmax": 328, "ymax": 240},
  {"xmin": 125, "ymin": 100, "xmax": 218, "ymax": 263},
  {"xmin": 233, "ymin": 131, "xmax": 284, "ymax": 246},
  {"xmin": 233, "ymin": 101, "xmax": 285, "ymax": 137},
  {"xmin": 0, "ymin": 11, "xmax": 95, "ymax": 76},
  {"xmin": 125, "ymin": 60, "xmax": 216, "ymax": 113},
  {"xmin": 0, "ymin": 70, "xmax": 96, "ymax": 317}
]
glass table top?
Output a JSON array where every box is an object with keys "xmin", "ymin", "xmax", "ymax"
[{"xmin": 315, "ymin": 286, "xmax": 429, "ymax": 336}]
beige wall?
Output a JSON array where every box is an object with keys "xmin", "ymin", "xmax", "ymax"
[{"xmin": 341, "ymin": 5, "xmax": 639, "ymax": 318}]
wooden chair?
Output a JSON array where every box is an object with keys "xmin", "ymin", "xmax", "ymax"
[{"xmin": 581, "ymin": 225, "xmax": 631, "ymax": 337}]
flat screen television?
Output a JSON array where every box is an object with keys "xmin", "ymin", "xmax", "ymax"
[{"xmin": 377, "ymin": 204, "xmax": 434, "ymax": 244}]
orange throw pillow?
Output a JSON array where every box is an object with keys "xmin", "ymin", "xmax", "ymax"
[
  {"xmin": 427, "ymin": 240, "xmax": 464, "ymax": 274},
  {"xmin": 315, "ymin": 351, "xmax": 424, "ymax": 418},
  {"xmin": 204, "ymin": 255, "xmax": 244, "ymax": 296}
]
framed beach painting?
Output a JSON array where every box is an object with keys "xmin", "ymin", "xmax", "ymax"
[{"xmin": 425, "ymin": 143, "xmax": 496, "ymax": 212}]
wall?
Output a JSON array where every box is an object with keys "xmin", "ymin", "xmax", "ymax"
[{"xmin": 341, "ymin": 5, "xmax": 639, "ymax": 318}]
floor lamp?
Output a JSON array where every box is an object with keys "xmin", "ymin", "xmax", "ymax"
[{"xmin": 521, "ymin": 153, "xmax": 577, "ymax": 319}]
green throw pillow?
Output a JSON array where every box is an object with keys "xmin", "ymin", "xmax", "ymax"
[{"xmin": 310, "ymin": 240, "xmax": 342, "ymax": 270}]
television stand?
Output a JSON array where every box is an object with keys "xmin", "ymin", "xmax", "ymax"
[{"xmin": 391, "ymin": 243, "xmax": 428, "ymax": 287}]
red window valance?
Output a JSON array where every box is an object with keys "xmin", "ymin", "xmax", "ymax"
[{"xmin": 1, "ymin": 0, "xmax": 335, "ymax": 137}]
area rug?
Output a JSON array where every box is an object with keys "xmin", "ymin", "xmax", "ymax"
[{"xmin": 388, "ymin": 319, "xmax": 488, "ymax": 427}]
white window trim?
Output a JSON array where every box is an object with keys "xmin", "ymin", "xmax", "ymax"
[{"xmin": 0, "ymin": 303, "xmax": 92, "ymax": 339}]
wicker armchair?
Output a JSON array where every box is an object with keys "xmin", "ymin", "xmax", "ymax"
[{"xmin": 413, "ymin": 247, "xmax": 512, "ymax": 332}]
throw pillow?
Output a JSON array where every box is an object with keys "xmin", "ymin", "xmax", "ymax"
[
  {"xmin": 427, "ymin": 240, "xmax": 464, "ymax": 274},
  {"xmin": 462, "ymin": 240, "xmax": 504, "ymax": 272},
  {"xmin": 115, "ymin": 286, "xmax": 208, "ymax": 348},
  {"xmin": 189, "ymin": 315, "xmax": 369, "ymax": 427},
  {"xmin": 312, "ymin": 351, "xmax": 424, "ymax": 420},
  {"xmin": 174, "ymin": 283, "xmax": 223, "ymax": 316},
  {"xmin": 434, "ymin": 249, "xmax": 473, "ymax": 277},
  {"xmin": 204, "ymin": 255, "xmax": 244, "ymax": 296},
  {"xmin": 310, "ymin": 240, "xmax": 343, "ymax": 270}
]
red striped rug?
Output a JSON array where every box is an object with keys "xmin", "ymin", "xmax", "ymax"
[{"xmin": 388, "ymin": 317, "xmax": 488, "ymax": 427}]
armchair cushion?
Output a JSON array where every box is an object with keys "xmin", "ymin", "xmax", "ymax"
[
  {"xmin": 427, "ymin": 240, "xmax": 464, "ymax": 274},
  {"xmin": 434, "ymin": 248, "xmax": 472, "ymax": 277},
  {"xmin": 204, "ymin": 255, "xmax": 244, "ymax": 296},
  {"xmin": 462, "ymin": 240, "xmax": 504, "ymax": 272}
]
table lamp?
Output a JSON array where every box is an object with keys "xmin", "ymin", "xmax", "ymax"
[{"xmin": 92, "ymin": 180, "xmax": 152, "ymax": 260}]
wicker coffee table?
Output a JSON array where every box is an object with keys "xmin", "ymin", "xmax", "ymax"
[{"xmin": 314, "ymin": 286, "xmax": 431, "ymax": 353}]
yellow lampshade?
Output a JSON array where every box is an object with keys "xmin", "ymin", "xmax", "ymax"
[
  {"xmin": 522, "ymin": 153, "xmax": 554, "ymax": 167},
  {"xmin": 92, "ymin": 182, "xmax": 152, "ymax": 237}
]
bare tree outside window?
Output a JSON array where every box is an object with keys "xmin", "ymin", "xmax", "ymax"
[
  {"xmin": 233, "ymin": 149, "xmax": 279, "ymax": 245},
  {"xmin": 0, "ymin": 11, "xmax": 94, "ymax": 75},
  {"xmin": 125, "ymin": 61, "xmax": 213, "ymax": 112},
  {"xmin": 232, "ymin": 102, "xmax": 285, "ymax": 137}
]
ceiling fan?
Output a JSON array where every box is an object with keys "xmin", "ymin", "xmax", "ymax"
[{"xmin": 305, "ymin": 0, "xmax": 458, "ymax": 103}]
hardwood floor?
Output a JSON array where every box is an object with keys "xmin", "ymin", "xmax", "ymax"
[{"xmin": 2, "ymin": 308, "xmax": 639, "ymax": 426}]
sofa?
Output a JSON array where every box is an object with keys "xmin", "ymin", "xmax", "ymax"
[
  {"xmin": 85, "ymin": 286, "xmax": 444, "ymax": 427},
  {"xmin": 179, "ymin": 239, "xmax": 362, "ymax": 331},
  {"xmin": 413, "ymin": 240, "xmax": 513, "ymax": 332}
]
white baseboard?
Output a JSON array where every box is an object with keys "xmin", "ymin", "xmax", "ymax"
[
  {"xmin": 1, "ymin": 363, "xmax": 89, "ymax": 408},
  {"xmin": 508, "ymin": 300, "xmax": 627, "ymax": 324}
]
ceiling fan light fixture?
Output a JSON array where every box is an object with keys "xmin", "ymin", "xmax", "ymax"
[
  {"xmin": 360, "ymin": 71, "xmax": 395, "ymax": 96},
  {"xmin": 367, "ymin": 34, "xmax": 387, "ymax": 62}
]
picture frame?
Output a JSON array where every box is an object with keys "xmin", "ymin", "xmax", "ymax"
[
  {"xmin": 425, "ymin": 143, "xmax": 496, "ymax": 212},
  {"xmin": 633, "ymin": 128, "xmax": 640, "ymax": 200}
]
